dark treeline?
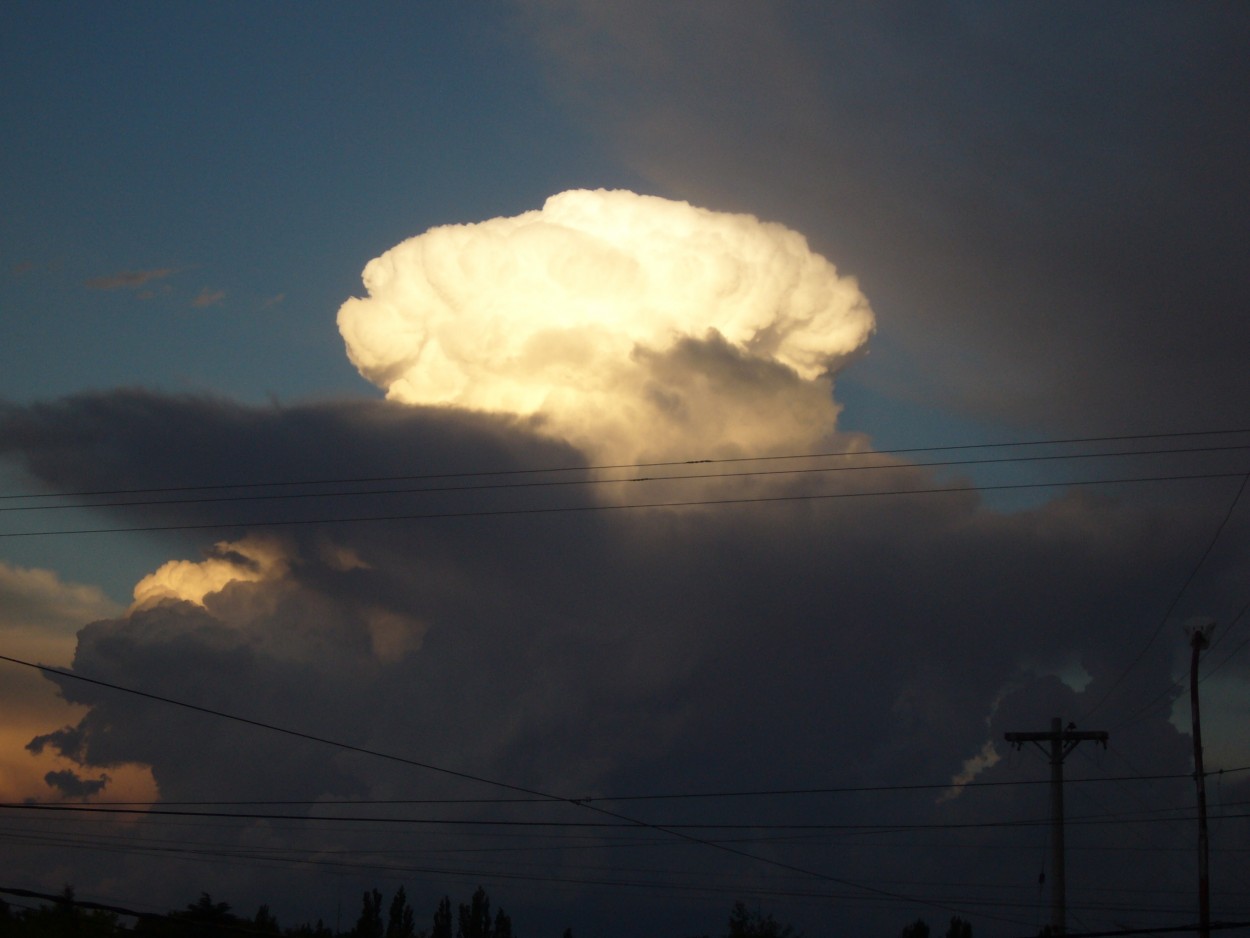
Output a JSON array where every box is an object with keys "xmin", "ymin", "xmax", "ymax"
[{"xmin": 0, "ymin": 885, "xmax": 975, "ymax": 938}]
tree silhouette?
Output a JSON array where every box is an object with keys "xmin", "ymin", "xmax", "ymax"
[
  {"xmin": 945, "ymin": 916, "xmax": 972, "ymax": 938},
  {"xmin": 9, "ymin": 886, "xmax": 119, "ymax": 938},
  {"xmin": 431, "ymin": 897, "xmax": 452, "ymax": 938},
  {"xmin": 253, "ymin": 905, "xmax": 280, "ymax": 934},
  {"xmin": 128, "ymin": 892, "xmax": 241, "ymax": 938},
  {"xmin": 456, "ymin": 889, "xmax": 491, "ymax": 938},
  {"xmin": 287, "ymin": 920, "xmax": 334, "ymax": 938},
  {"xmin": 176, "ymin": 893, "xmax": 238, "ymax": 938},
  {"xmin": 353, "ymin": 890, "xmax": 384, "ymax": 938},
  {"xmin": 900, "ymin": 919, "xmax": 930, "ymax": 938},
  {"xmin": 386, "ymin": 889, "xmax": 415, "ymax": 938},
  {"xmin": 451, "ymin": 889, "xmax": 511, "ymax": 938},
  {"xmin": 725, "ymin": 901, "xmax": 800, "ymax": 938}
]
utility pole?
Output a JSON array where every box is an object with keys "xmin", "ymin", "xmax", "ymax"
[
  {"xmin": 1188, "ymin": 621, "xmax": 1215, "ymax": 938},
  {"xmin": 1005, "ymin": 717, "xmax": 1108, "ymax": 936}
]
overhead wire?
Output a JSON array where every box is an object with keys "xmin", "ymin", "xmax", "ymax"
[
  {"xmin": 2, "ymin": 428, "xmax": 1248, "ymax": 539},
  {"xmin": 1069, "ymin": 746, "xmax": 1197, "ymax": 891},
  {"xmin": 4, "ymin": 799, "xmax": 1246, "ymax": 831},
  {"xmin": 4, "ymin": 427, "xmax": 1247, "ymax": 503},
  {"xmin": 1107, "ymin": 595, "xmax": 1250, "ymax": 735},
  {"xmin": 8, "ymin": 824, "xmax": 1233, "ymax": 927},
  {"xmin": 1, "ymin": 442, "xmax": 1245, "ymax": 516},
  {"xmin": 1206, "ymin": 599, "xmax": 1250, "ymax": 673},
  {"xmin": 5, "ymin": 814, "xmax": 1246, "ymax": 929},
  {"xmin": 0, "ymin": 654, "xmax": 1003, "ymax": 927},
  {"xmin": 21, "ymin": 765, "xmax": 1245, "ymax": 808},
  {"xmin": 2, "ymin": 823, "xmax": 1244, "ymax": 931},
  {"xmin": 1082, "ymin": 466, "xmax": 1250, "ymax": 725},
  {"xmin": 2, "ymin": 470, "xmax": 1245, "ymax": 540},
  {"xmin": 4, "ymin": 427, "xmax": 1249, "ymax": 928},
  {"xmin": 0, "ymin": 822, "xmax": 1060, "ymax": 925}
]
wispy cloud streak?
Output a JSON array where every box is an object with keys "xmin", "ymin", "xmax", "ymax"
[{"xmin": 84, "ymin": 268, "xmax": 178, "ymax": 291}]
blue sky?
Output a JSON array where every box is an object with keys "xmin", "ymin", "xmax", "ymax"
[
  {"xmin": 2, "ymin": 5, "xmax": 632, "ymax": 406},
  {"xmin": 2, "ymin": 4, "xmax": 1249, "ymax": 937}
]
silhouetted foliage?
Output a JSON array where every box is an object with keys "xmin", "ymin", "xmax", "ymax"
[
  {"xmin": 431, "ymin": 898, "xmax": 452, "ymax": 938},
  {"xmin": 0, "ymin": 882, "xmax": 864, "ymax": 938},
  {"xmin": 7, "ymin": 887, "xmax": 120, "ymax": 938},
  {"xmin": 900, "ymin": 919, "xmax": 929, "ymax": 938},
  {"xmin": 253, "ymin": 906, "xmax": 280, "ymax": 935},
  {"xmin": 455, "ymin": 889, "xmax": 489, "ymax": 938},
  {"xmin": 184, "ymin": 895, "xmax": 235, "ymax": 924},
  {"xmin": 285, "ymin": 920, "xmax": 334, "ymax": 938},
  {"xmin": 945, "ymin": 916, "xmax": 971, "ymax": 938},
  {"xmin": 725, "ymin": 901, "xmax": 800, "ymax": 938},
  {"xmin": 385, "ymin": 890, "xmax": 414, "ymax": 938},
  {"xmin": 353, "ymin": 891, "xmax": 383, "ymax": 938},
  {"xmin": 130, "ymin": 892, "xmax": 240, "ymax": 938}
]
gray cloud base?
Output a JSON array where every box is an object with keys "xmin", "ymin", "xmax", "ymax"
[{"xmin": 2, "ymin": 388, "xmax": 1246, "ymax": 935}]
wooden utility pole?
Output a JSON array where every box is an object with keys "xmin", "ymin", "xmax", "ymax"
[
  {"xmin": 1005, "ymin": 717, "xmax": 1108, "ymax": 936},
  {"xmin": 1188, "ymin": 621, "xmax": 1214, "ymax": 938}
]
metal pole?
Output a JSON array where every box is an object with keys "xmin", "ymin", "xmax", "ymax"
[
  {"xmin": 1190, "ymin": 627, "xmax": 1212, "ymax": 938},
  {"xmin": 1050, "ymin": 716, "xmax": 1066, "ymax": 936}
]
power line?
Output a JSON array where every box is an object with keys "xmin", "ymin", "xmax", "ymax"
[
  {"xmin": 20, "ymin": 765, "xmax": 1244, "ymax": 808},
  {"xmin": 0, "ymin": 654, "xmax": 993, "ymax": 925},
  {"xmin": 5, "ymin": 817, "xmax": 1246, "ymax": 931},
  {"xmin": 1082, "ymin": 468, "xmax": 1250, "ymax": 724},
  {"xmin": 1017, "ymin": 923, "xmax": 1250, "ymax": 938},
  {"xmin": 0, "ymin": 653, "xmax": 552, "ymax": 799},
  {"xmin": 0, "ymin": 887, "xmax": 272, "ymax": 934},
  {"xmin": 3, "ymin": 443, "xmax": 1244, "ymax": 516},
  {"xmin": 5, "ymin": 430, "xmax": 1249, "ymax": 929},
  {"xmin": 3, "ymin": 800, "xmax": 1246, "ymax": 831},
  {"xmin": 1103, "ymin": 583, "xmax": 1250, "ymax": 737},
  {"xmin": 2, "ymin": 470, "xmax": 1243, "ymax": 539},
  {"xmin": 6, "ymin": 427, "xmax": 1247, "ymax": 503}
]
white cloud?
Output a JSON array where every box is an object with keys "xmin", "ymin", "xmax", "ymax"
[
  {"xmin": 0, "ymin": 561, "xmax": 122, "ymax": 664},
  {"xmin": 338, "ymin": 189, "xmax": 874, "ymax": 464},
  {"xmin": 131, "ymin": 536, "xmax": 289, "ymax": 610}
]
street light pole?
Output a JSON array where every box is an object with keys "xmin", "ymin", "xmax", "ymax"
[{"xmin": 1188, "ymin": 621, "xmax": 1215, "ymax": 938}]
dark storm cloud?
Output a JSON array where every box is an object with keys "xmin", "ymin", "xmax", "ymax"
[
  {"xmin": 4, "ymin": 4, "xmax": 1248, "ymax": 932},
  {"xmin": 0, "ymin": 389, "xmax": 587, "ymax": 524},
  {"xmin": 3, "ymin": 389, "xmax": 1248, "ymax": 933},
  {"xmin": 41, "ymin": 768, "xmax": 109, "ymax": 799},
  {"xmin": 522, "ymin": 2, "xmax": 1250, "ymax": 435},
  {"xmin": 27, "ymin": 724, "xmax": 87, "ymax": 760}
]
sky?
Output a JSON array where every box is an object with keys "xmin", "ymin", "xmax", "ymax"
[{"xmin": 2, "ymin": 3, "xmax": 1250, "ymax": 937}]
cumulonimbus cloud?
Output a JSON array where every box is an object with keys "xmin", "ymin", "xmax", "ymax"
[{"xmin": 338, "ymin": 189, "xmax": 874, "ymax": 464}]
